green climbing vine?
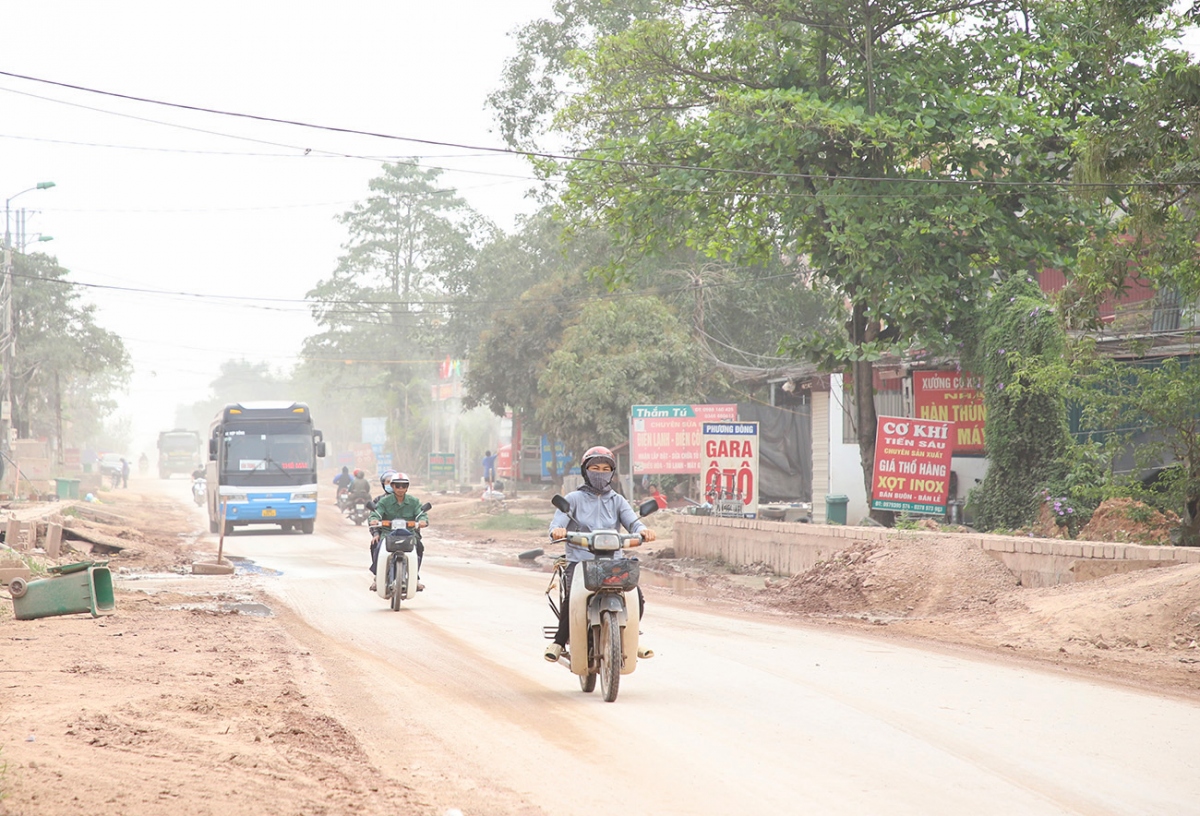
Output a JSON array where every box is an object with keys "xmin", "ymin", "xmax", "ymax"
[{"xmin": 968, "ymin": 276, "xmax": 1072, "ymax": 531}]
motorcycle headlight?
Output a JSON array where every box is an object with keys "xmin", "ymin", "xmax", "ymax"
[
  {"xmin": 292, "ymin": 492, "xmax": 317, "ymax": 501},
  {"xmin": 591, "ymin": 532, "xmax": 621, "ymax": 551}
]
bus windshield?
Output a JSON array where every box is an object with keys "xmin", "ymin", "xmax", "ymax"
[{"xmin": 222, "ymin": 426, "xmax": 314, "ymax": 480}]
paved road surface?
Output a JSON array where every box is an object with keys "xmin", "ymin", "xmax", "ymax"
[{"xmin": 160, "ymin": 479, "xmax": 1200, "ymax": 815}]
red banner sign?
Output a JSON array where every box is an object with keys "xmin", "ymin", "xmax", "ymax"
[
  {"xmin": 912, "ymin": 371, "xmax": 986, "ymax": 454},
  {"xmin": 870, "ymin": 416, "xmax": 954, "ymax": 514}
]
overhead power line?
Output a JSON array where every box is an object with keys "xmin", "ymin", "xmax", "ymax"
[
  {"xmin": 8, "ymin": 267, "xmax": 800, "ymax": 311},
  {"xmin": 0, "ymin": 69, "xmax": 1174, "ymax": 190}
]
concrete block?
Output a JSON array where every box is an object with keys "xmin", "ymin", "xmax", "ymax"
[
  {"xmin": 6, "ymin": 518, "xmax": 25, "ymax": 552},
  {"xmin": 45, "ymin": 522, "xmax": 62, "ymax": 558},
  {"xmin": 0, "ymin": 565, "xmax": 31, "ymax": 584},
  {"xmin": 1103, "ymin": 545, "xmax": 1116, "ymax": 559}
]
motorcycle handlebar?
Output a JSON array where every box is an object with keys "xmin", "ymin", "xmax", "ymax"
[{"xmin": 552, "ymin": 532, "xmax": 644, "ymax": 547}]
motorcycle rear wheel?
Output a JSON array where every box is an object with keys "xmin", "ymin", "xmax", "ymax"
[
  {"xmin": 579, "ymin": 671, "xmax": 597, "ymax": 693},
  {"xmin": 578, "ymin": 626, "xmax": 597, "ymax": 692},
  {"xmin": 599, "ymin": 609, "xmax": 621, "ymax": 702}
]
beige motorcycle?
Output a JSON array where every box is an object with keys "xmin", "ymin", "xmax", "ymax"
[
  {"xmin": 372, "ymin": 502, "xmax": 431, "ymax": 611},
  {"xmin": 544, "ymin": 494, "xmax": 659, "ymax": 702}
]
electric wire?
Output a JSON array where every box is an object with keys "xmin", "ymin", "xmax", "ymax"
[{"xmin": 0, "ymin": 69, "xmax": 1179, "ymax": 191}]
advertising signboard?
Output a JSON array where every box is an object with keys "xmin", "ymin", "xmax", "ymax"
[
  {"xmin": 912, "ymin": 371, "xmax": 986, "ymax": 454},
  {"xmin": 361, "ymin": 417, "xmax": 387, "ymax": 446},
  {"xmin": 631, "ymin": 404, "xmax": 738, "ymax": 475},
  {"xmin": 540, "ymin": 436, "xmax": 571, "ymax": 480},
  {"xmin": 428, "ymin": 452, "xmax": 456, "ymax": 480},
  {"xmin": 700, "ymin": 421, "xmax": 760, "ymax": 518},
  {"xmin": 351, "ymin": 443, "xmax": 375, "ymax": 475},
  {"xmin": 376, "ymin": 453, "xmax": 393, "ymax": 475},
  {"xmin": 870, "ymin": 416, "xmax": 953, "ymax": 514}
]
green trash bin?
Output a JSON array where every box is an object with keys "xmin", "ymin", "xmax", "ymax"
[
  {"xmin": 8, "ymin": 561, "xmax": 115, "ymax": 620},
  {"xmin": 825, "ymin": 494, "xmax": 849, "ymax": 525},
  {"xmin": 54, "ymin": 478, "xmax": 81, "ymax": 500}
]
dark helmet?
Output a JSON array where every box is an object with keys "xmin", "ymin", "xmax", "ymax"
[
  {"xmin": 390, "ymin": 472, "xmax": 411, "ymax": 489},
  {"xmin": 579, "ymin": 445, "xmax": 616, "ymax": 480},
  {"xmin": 341, "ymin": 465, "xmax": 349, "ymax": 474}
]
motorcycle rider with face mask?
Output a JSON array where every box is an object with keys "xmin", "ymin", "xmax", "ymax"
[{"xmin": 545, "ymin": 445, "xmax": 657, "ymax": 662}]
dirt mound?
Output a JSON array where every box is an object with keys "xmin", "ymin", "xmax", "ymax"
[
  {"xmin": 1078, "ymin": 497, "xmax": 1179, "ymax": 546},
  {"xmin": 969, "ymin": 561, "xmax": 1200, "ymax": 653},
  {"xmin": 765, "ymin": 537, "xmax": 1018, "ymax": 618}
]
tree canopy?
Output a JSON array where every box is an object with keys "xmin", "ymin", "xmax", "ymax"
[
  {"xmin": 492, "ymin": 0, "xmax": 1187, "ymax": 517},
  {"xmin": 11, "ymin": 252, "xmax": 129, "ymax": 449}
]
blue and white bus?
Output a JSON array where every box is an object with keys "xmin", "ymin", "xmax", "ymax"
[{"xmin": 206, "ymin": 402, "xmax": 326, "ymax": 535}]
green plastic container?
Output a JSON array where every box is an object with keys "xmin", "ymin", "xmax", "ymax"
[
  {"xmin": 825, "ymin": 494, "xmax": 849, "ymax": 525},
  {"xmin": 10, "ymin": 562, "xmax": 115, "ymax": 620},
  {"xmin": 55, "ymin": 478, "xmax": 81, "ymax": 500}
]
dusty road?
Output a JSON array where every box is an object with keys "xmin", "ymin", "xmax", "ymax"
[
  {"xmin": 2, "ymin": 477, "xmax": 1200, "ymax": 816},
  {"xmin": 125, "ymin": 478, "xmax": 1200, "ymax": 816}
]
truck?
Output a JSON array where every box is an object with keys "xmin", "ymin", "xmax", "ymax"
[
  {"xmin": 205, "ymin": 402, "xmax": 326, "ymax": 535},
  {"xmin": 157, "ymin": 429, "xmax": 202, "ymax": 479}
]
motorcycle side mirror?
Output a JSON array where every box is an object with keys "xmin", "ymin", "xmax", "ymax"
[
  {"xmin": 551, "ymin": 494, "xmax": 585, "ymax": 530},
  {"xmin": 420, "ymin": 502, "xmax": 432, "ymax": 512},
  {"xmin": 637, "ymin": 499, "xmax": 659, "ymax": 517}
]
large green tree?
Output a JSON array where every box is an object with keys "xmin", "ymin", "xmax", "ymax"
[
  {"xmin": 301, "ymin": 162, "xmax": 492, "ymax": 465},
  {"xmin": 11, "ymin": 252, "xmax": 129, "ymax": 453},
  {"xmin": 537, "ymin": 295, "xmax": 711, "ymax": 463},
  {"xmin": 493, "ymin": 0, "xmax": 1180, "ymax": 520}
]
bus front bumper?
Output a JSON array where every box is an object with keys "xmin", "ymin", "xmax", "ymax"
[{"xmin": 224, "ymin": 503, "xmax": 316, "ymax": 522}]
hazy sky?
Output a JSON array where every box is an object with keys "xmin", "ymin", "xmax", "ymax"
[{"xmin": 0, "ymin": 0, "xmax": 551, "ymax": 457}]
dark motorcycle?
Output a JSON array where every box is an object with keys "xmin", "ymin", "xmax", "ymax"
[{"xmin": 347, "ymin": 498, "xmax": 371, "ymax": 526}]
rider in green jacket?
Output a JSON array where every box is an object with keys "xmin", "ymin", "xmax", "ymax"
[{"xmin": 368, "ymin": 472, "xmax": 429, "ymax": 592}]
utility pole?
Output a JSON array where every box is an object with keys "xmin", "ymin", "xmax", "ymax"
[{"xmin": 2, "ymin": 182, "xmax": 55, "ymax": 494}]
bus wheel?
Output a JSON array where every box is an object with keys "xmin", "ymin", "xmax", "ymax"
[
  {"xmin": 224, "ymin": 521, "xmax": 235, "ymax": 536},
  {"xmin": 300, "ymin": 519, "xmax": 315, "ymax": 535}
]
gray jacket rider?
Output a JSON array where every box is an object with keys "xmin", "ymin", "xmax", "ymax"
[{"xmin": 549, "ymin": 485, "xmax": 647, "ymax": 563}]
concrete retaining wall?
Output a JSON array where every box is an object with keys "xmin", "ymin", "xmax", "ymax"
[{"xmin": 672, "ymin": 515, "xmax": 1200, "ymax": 586}]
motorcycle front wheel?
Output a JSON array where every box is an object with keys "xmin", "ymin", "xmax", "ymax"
[
  {"xmin": 599, "ymin": 609, "xmax": 621, "ymax": 702},
  {"xmin": 390, "ymin": 555, "xmax": 406, "ymax": 611}
]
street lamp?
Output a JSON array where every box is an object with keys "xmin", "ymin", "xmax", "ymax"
[
  {"xmin": 2, "ymin": 180, "xmax": 55, "ymax": 491},
  {"xmin": 20, "ymin": 235, "xmax": 53, "ymax": 253},
  {"xmin": 5, "ymin": 181, "xmax": 54, "ymax": 248}
]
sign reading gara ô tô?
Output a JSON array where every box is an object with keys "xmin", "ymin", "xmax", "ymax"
[{"xmin": 870, "ymin": 416, "xmax": 954, "ymax": 515}]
